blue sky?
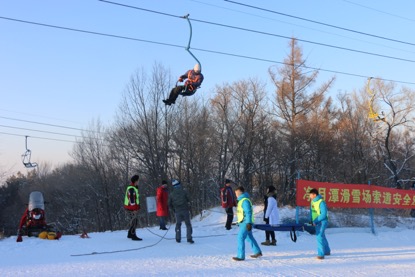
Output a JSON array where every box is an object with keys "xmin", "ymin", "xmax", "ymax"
[{"xmin": 1, "ymin": 0, "xmax": 415, "ymax": 177}]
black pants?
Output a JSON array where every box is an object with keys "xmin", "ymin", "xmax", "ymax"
[
  {"xmin": 225, "ymin": 207, "xmax": 234, "ymax": 230},
  {"xmin": 167, "ymin": 86, "xmax": 194, "ymax": 102},
  {"xmin": 264, "ymin": 218, "xmax": 275, "ymax": 241}
]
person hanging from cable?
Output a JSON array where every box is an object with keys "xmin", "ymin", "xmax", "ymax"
[{"xmin": 163, "ymin": 63, "xmax": 204, "ymax": 106}]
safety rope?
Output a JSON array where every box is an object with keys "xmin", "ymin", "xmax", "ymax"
[{"xmin": 70, "ymin": 224, "xmax": 171, "ymax": 257}]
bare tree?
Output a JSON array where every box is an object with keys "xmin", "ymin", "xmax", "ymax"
[
  {"xmin": 370, "ymin": 80, "xmax": 415, "ymax": 188},
  {"xmin": 210, "ymin": 83, "xmax": 240, "ymax": 183},
  {"xmin": 333, "ymin": 91, "xmax": 376, "ymax": 184},
  {"xmin": 170, "ymin": 98, "xmax": 217, "ymax": 212},
  {"xmin": 228, "ymin": 78, "xmax": 269, "ymax": 194},
  {"xmin": 71, "ymin": 119, "xmax": 120, "ymax": 231},
  {"xmin": 269, "ymin": 38, "xmax": 335, "ymax": 202},
  {"xmin": 112, "ymin": 63, "xmax": 173, "ymax": 185}
]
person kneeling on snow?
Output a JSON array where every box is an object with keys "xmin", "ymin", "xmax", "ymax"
[{"xmin": 16, "ymin": 207, "xmax": 61, "ymax": 242}]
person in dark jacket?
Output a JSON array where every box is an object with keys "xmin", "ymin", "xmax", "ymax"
[
  {"xmin": 168, "ymin": 179, "xmax": 194, "ymax": 244},
  {"xmin": 163, "ymin": 64, "xmax": 204, "ymax": 105},
  {"xmin": 156, "ymin": 180, "xmax": 169, "ymax": 230},
  {"xmin": 221, "ymin": 179, "xmax": 237, "ymax": 230},
  {"xmin": 124, "ymin": 174, "xmax": 142, "ymax": 241}
]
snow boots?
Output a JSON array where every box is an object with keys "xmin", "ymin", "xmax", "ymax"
[
  {"xmin": 162, "ymin": 99, "xmax": 175, "ymax": 106},
  {"xmin": 250, "ymin": 252, "xmax": 263, "ymax": 258},
  {"xmin": 261, "ymin": 239, "xmax": 277, "ymax": 246},
  {"xmin": 127, "ymin": 228, "xmax": 142, "ymax": 241}
]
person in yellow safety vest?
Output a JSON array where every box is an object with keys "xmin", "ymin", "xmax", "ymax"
[
  {"xmin": 232, "ymin": 186, "xmax": 262, "ymax": 261},
  {"xmin": 124, "ymin": 174, "xmax": 142, "ymax": 241},
  {"xmin": 309, "ymin": 188, "xmax": 331, "ymax": 260}
]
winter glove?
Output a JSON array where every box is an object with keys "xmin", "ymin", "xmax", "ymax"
[
  {"xmin": 16, "ymin": 235, "xmax": 23, "ymax": 242},
  {"xmin": 246, "ymin": 223, "xmax": 252, "ymax": 231}
]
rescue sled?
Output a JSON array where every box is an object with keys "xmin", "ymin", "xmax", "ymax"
[{"xmin": 253, "ymin": 223, "xmax": 308, "ymax": 242}]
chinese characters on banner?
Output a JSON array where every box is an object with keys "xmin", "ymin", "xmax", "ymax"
[{"xmin": 296, "ymin": 179, "xmax": 415, "ymax": 209}]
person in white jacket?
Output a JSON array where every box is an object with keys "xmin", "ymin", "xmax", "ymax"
[{"xmin": 262, "ymin": 186, "xmax": 280, "ymax": 246}]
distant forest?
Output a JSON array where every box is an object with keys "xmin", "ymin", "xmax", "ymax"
[{"xmin": 2, "ymin": 39, "xmax": 415, "ymax": 236}]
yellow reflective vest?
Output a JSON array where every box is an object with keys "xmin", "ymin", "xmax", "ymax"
[
  {"xmin": 311, "ymin": 198, "xmax": 328, "ymax": 221},
  {"xmin": 124, "ymin": 185, "xmax": 139, "ymax": 210},
  {"xmin": 236, "ymin": 198, "xmax": 254, "ymax": 223}
]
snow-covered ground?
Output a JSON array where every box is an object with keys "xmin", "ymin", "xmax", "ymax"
[{"xmin": 1, "ymin": 206, "xmax": 415, "ymax": 277}]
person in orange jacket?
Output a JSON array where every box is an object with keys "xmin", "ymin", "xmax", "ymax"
[{"xmin": 163, "ymin": 64, "xmax": 204, "ymax": 105}]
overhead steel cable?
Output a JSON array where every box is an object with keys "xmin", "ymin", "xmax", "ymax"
[
  {"xmin": 191, "ymin": 0, "xmax": 415, "ymax": 55},
  {"xmin": 0, "ymin": 16, "xmax": 414, "ymax": 85},
  {"xmin": 224, "ymin": 0, "xmax": 415, "ymax": 47},
  {"xmin": 0, "ymin": 16, "xmax": 183, "ymax": 50},
  {"xmin": 0, "ymin": 124, "xmax": 109, "ymax": 144},
  {"xmin": 99, "ymin": 0, "xmax": 181, "ymax": 19},
  {"xmin": 0, "ymin": 124, "xmax": 83, "ymax": 138},
  {"xmin": 97, "ymin": 1, "xmax": 415, "ymax": 64},
  {"xmin": 0, "ymin": 116, "xmax": 104, "ymax": 134},
  {"xmin": 341, "ymin": 0, "xmax": 415, "ymax": 23},
  {"xmin": 0, "ymin": 131, "xmax": 77, "ymax": 143},
  {"xmin": 189, "ymin": 17, "xmax": 415, "ymax": 64}
]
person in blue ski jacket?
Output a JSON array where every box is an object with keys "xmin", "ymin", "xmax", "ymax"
[
  {"xmin": 309, "ymin": 188, "xmax": 331, "ymax": 259},
  {"xmin": 232, "ymin": 186, "xmax": 262, "ymax": 261}
]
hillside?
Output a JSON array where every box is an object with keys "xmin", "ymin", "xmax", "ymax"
[{"xmin": 1, "ymin": 206, "xmax": 414, "ymax": 277}]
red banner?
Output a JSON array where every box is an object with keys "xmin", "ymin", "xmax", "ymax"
[{"xmin": 296, "ymin": 179, "xmax": 415, "ymax": 209}]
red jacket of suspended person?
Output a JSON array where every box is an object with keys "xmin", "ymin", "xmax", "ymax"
[{"xmin": 156, "ymin": 184, "xmax": 169, "ymax": 217}]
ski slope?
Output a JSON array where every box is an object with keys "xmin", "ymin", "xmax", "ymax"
[{"xmin": 1, "ymin": 206, "xmax": 415, "ymax": 277}]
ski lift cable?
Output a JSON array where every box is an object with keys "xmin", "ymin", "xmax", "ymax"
[
  {"xmin": 0, "ymin": 116, "xmax": 104, "ymax": 134},
  {"xmin": 99, "ymin": 1, "xmax": 202, "ymax": 68},
  {"xmin": 1, "ymin": 16, "xmax": 415, "ymax": 85},
  {"xmin": 0, "ymin": 131, "xmax": 78, "ymax": 143},
  {"xmin": 0, "ymin": 124, "xmax": 85, "ymax": 138},
  {"xmin": 0, "ymin": 124, "xmax": 110, "ymax": 144},
  {"xmin": 98, "ymin": 0, "xmax": 415, "ymax": 64},
  {"xmin": 224, "ymin": 0, "xmax": 415, "ymax": 47}
]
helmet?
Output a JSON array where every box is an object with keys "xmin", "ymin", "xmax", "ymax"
[{"xmin": 193, "ymin": 63, "xmax": 201, "ymax": 73}]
